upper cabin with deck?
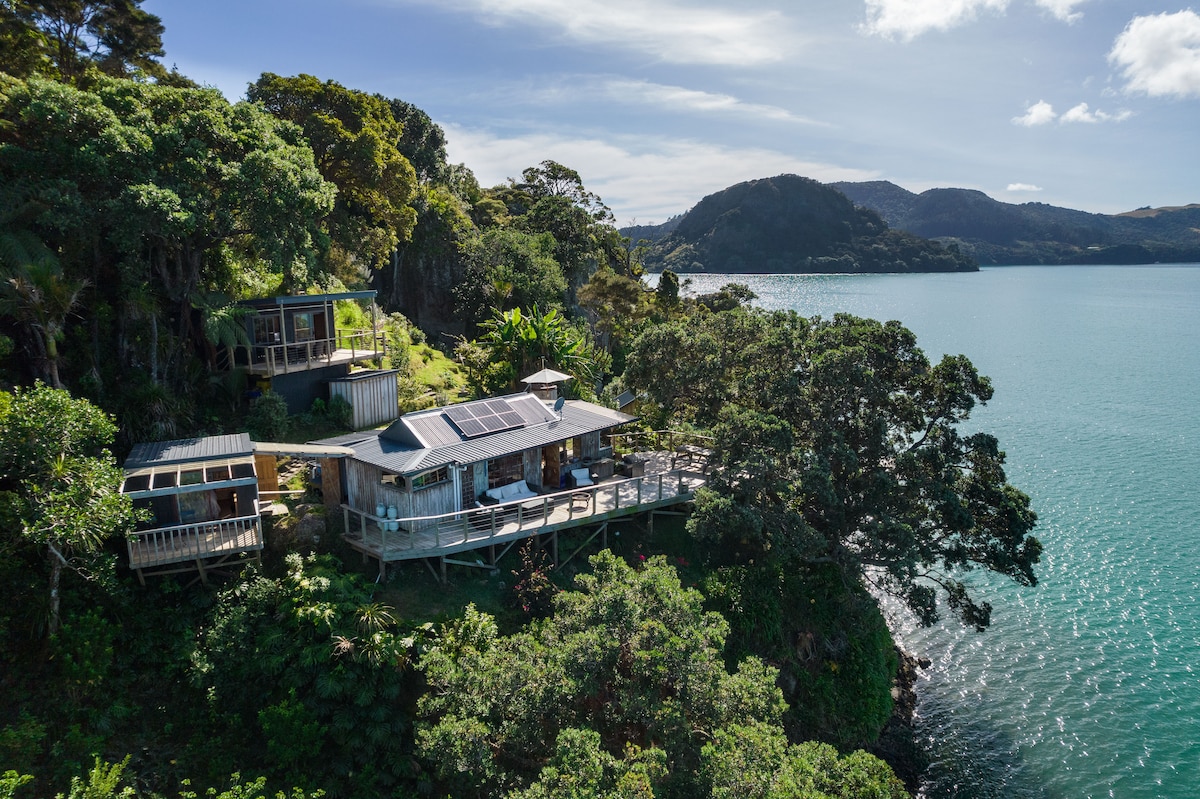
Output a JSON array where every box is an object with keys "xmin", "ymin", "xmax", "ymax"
[{"xmin": 228, "ymin": 291, "xmax": 389, "ymax": 416}]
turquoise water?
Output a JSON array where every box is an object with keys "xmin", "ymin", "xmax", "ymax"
[{"xmin": 677, "ymin": 267, "xmax": 1200, "ymax": 799}]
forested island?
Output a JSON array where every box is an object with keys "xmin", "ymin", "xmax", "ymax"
[
  {"xmin": 0, "ymin": 4, "xmax": 1042, "ymax": 798},
  {"xmin": 624, "ymin": 175, "xmax": 978, "ymax": 274}
]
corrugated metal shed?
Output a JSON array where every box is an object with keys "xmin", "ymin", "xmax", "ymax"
[
  {"xmin": 125, "ymin": 434, "xmax": 254, "ymax": 468},
  {"xmin": 349, "ymin": 398, "xmax": 634, "ymax": 476},
  {"xmin": 328, "ymin": 369, "xmax": 400, "ymax": 429}
]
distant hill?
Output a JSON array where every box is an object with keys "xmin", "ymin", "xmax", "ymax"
[
  {"xmin": 829, "ymin": 181, "xmax": 1200, "ymax": 265},
  {"xmin": 628, "ymin": 174, "xmax": 976, "ymax": 274}
]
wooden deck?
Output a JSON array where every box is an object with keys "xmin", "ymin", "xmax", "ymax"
[
  {"xmin": 240, "ymin": 330, "xmax": 383, "ymax": 377},
  {"xmin": 341, "ymin": 453, "xmax": 709, "ymax": 579},
  {"xmin": 127, "ymin": 514, "xmax": 263, "ymax": 584}
]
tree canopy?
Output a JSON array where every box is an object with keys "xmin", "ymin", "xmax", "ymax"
[
  {"xmin": 417, "ymin": 551, "xmax": 906, "ymax": 799},
  {"xmin": 248, "ymin": 73, "xmax": 418, "ymax": 280},
  {"xmin": 625, "ymin": 307, "xmax": 1041, "ymax": 630},
  {"xmin": 0, "ymin": 0, "xmax": 166, "ymax": 81}
]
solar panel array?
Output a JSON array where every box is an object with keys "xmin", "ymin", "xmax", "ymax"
[{"xmin": 444, "ymin": 399, "xmax": 525, "ymax": 439}]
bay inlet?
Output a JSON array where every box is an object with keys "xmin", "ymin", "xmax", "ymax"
[{"xmin": 675, "ymin": 265, "xmax": 1200, "ymax": 799}]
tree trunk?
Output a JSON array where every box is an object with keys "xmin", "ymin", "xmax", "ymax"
[{"xmin": 47, "ymin": 549, "xmax": 63, "ymax": 637}]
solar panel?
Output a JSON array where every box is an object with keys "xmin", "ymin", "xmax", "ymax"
[
  {"xmin": 455, "ymin": 417, "xmax": 488, "ymax": 438},
  {"xmin": 443, "ymin": 398, "xmax": 526, "ymax": 439}
]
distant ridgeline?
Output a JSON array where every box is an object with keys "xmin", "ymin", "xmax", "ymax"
[
  {"xmin": 625, "ymin": 174, "xmax": 978, "ymax": 274},
  {"xmin": 830, "ymin": 180, "xmax": 1200, "ymax": 265}
]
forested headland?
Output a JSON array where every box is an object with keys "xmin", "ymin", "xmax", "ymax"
[{"xmin": 0, "ymin": 4, "xmax": 1041, "ymax": 798}]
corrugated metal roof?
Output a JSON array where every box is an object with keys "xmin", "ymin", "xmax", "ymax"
[
  {"xmin": 350, "ymin": 399, "xmax": 636, "ymax": 475},
  {"xmin": 125, "ymin": 433, "xmax": 254, "ymax": 468},
  {"xmin": 239, "ymin": 290, "xmax": 376, "ymax": 309}
]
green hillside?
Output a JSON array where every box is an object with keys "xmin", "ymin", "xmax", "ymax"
[{"xmin": 633, "ymin": 175, "xmax": 977, "ymax": 274}]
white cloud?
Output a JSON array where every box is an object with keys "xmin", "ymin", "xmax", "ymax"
[
  {"xmin": 1033, "ymin": 0, "xmax": 1086, "ymax": 23},
  {"xmin": 861, "ymin": 0, "xmax": 1090, "ymax": 39},
  {"xmin": 862, "ymin": 0, "xmax": 1008, "ymax": 41},
  {"xmin": 601, "ymin": 79, "xmax": 827, "ymax": 125},
  {"xmin": 1059, "ymin": 102, "xmax": 1132, "ymax": 123},
  {"xmin": 1012, "ymin": 99, "xmax": 1130, "ymax": 125},
  {"xmin": 1006, "ymin": 182, "xmax": 1043, "ymax": 192},
  {"xmin": 1012, "ymin": 100, "xmax": 1056, "ymax": 126},
  {"xmin": 443, "ymin": 125, "xmax": 879, "ymax": 224},
  {"xmin": 408, "ymin": 0, "xmax": 792, "ymax": 66},
  {"xmin": 1109, "ymin": 10, "xmax": 1200, "ymax": 98}
]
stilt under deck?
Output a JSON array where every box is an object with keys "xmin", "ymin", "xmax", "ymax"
[{"xmin": 342, "ymin": 452, "xmax": 709, "ymax": 581}]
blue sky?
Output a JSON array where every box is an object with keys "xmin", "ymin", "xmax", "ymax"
[{"xmin": 145, "ymin": 0, "xmax": 1200, "ymax": 226}]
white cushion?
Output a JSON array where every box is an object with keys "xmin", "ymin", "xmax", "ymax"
[
  {"xmin": 512, "ymin": 480, "xmax": 529, "ymax": 496},
  {"xmin": 571, "ymin": 468, "xmax": 593, "ymax": 487}
]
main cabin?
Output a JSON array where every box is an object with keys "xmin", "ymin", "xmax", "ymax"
[{"xmin": 327, "ymin": 392, "xmax": 635, "ymax": 529}]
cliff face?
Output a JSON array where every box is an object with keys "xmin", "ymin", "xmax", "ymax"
[
  {"xmin": 634, "ymin": 174, "xmax": 977, "ymax": 274},
  {"xmin": 831, "ymin": 180, "xmax": 1200, "ymax": 265}
]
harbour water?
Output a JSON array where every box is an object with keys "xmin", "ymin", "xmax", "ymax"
[{"xmin": 676, "ymin": 266, "xmax": 1200, "ymax": 799}]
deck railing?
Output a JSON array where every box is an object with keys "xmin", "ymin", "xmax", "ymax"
[
  {"xmin": 127, "ymin": 514, "xmax": 262, "ymax": 567},
  {"xmin": 239, "ymin": 328, "xmax": 384, "ymax": 375},
  {"xmin": 608, "ymin": 429, "xmax": 715, "ymax": 459},
  {"xmin": 342, "ymin": 470, "xmax": 697, "ymax": 557}
]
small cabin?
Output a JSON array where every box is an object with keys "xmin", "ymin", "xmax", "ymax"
[
  {"xmin": 230, "ymin": 291, "xmax": 389, "ymax": 415},
  {"xmin": 326, "ymin": 393, "xmax": 635, "ymax": 533},
  {"xmin": 121, "ymin": 434, "xmax": 264, "ymax": 584}
]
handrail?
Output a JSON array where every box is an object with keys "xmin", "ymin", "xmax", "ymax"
[
  {"xmin": 127, "ymin": 514, "xmax": 262, "ymax": 564},
  {"xmin": 238, "ymin": 328, "xmax": 385, "ymax": 374},
  {"xmin": 608, "ymin": 429, "xmax": 715, "ymax": 456},
  {"xmin": 341, "ymin": 469, "xmax": 701, "ymax": 554}
]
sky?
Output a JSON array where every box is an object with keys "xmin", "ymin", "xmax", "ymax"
[{"xmin": 144, "ymin": 0, "xmax": 1200, "ymax": 226}]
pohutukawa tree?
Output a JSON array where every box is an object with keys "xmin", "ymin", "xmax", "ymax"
[{"xmin": 624, "ymin": 304, "xmax": 1041, "ymax": 630}]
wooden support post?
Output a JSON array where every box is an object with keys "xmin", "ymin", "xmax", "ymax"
[
  {"xmin": 440, "ymin": 556, "xmax": 447, "ymax": 585},
  {"xmin": 195, "ymin": 557, "xmax": 208, "ymax": 586},
  {"xmin": 551, "ymin": 531, "xmax": 558, "ymax": 568}
]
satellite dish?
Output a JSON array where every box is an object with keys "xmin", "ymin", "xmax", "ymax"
[{"xmin": 553, "ymin": 396, "xmax": 565, "ymax": 418}]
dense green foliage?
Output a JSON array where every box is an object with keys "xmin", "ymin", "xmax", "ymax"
[
  {"xmin": 247, "ymin": 73, "xmax": 418, "ymax": 281},
  {"xmin": 636, "ymin": 175, "xmax": 976, "ymax": 274},
  {"xmin": 832, "ymin": 180, "xmax": 1200, "ymax": 265},
  {"xmin": 625, "ymin": 306, "xmax": 1041, "ymax": 631},
  {"xmin": 417, "ymin": 551, "xmax": 906, "ymax": 799},
  {"xmin": 0, "ymin": 384, "xmax": 137, "ymax": 636},
  {"xmin": 0, "ymin": 0, "xmax": 168, "ymax": 82}
]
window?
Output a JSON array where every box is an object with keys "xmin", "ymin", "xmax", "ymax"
[
  {"xmin": 253, "ymin": 316, "xmax": 281, "ymax": 345},
  {"xmin": 488, "ymin": 454, "xmax": 524, "ymax": 488},
  {"xmin": 294, "ymin": 312, "xmax": 313, "ymax": 342},
  {"xmin": 411, "ymin": 466, "xmax": 449, "ymax": 490}
]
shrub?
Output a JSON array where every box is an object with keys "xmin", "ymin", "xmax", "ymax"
[{"xmin": 247, "ymin": 392, "xmax": 289, "ymax": 440}]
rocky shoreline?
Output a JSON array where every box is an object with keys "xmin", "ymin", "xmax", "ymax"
[{"xmin": 870, "ymin": 648, "xmax": 930, "ymax": 795}]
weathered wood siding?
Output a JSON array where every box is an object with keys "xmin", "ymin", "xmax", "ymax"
[
  {"xmin": 581, "ymin": 432, "xmax": 601, "ymax": 460},
  {"xmin": 523, "ymin": 448, "xmax": 542, "ymax": 489},
  {"xmin": 344, "ymin": 458, "xmax": 459, "ymax": 531},
  {"xmin": 345, "ymin": 459, "xmax": 407, "ymax": 518}
]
